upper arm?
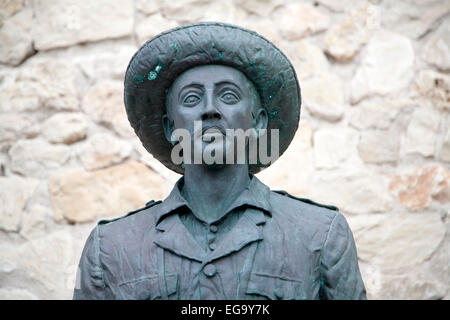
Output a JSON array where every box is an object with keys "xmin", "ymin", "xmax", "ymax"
[
  {"xmin": 319, "ymin": 212, "xmax": 367, "ymax": 300},
  {"xmin": 73, "ymin": 226, "xmax": 106, "ymax": 300}
]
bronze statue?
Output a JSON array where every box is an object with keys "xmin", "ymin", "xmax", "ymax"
[{"xmin": 74, "ymin": 22, "xmax": 366, "ymax": 300}]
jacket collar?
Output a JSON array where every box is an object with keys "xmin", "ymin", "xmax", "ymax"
[
  {"xmin": 154, "ymin": 174, "xmax": 272, "ymax": 229},
  {"xmin": 153, "ymin": 174, "xmax": 272, "ymax": 263}
]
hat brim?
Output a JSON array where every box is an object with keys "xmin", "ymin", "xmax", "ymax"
[{"xmin": 124, "ymin": 22, "xmax": 301, "ymax": 174}]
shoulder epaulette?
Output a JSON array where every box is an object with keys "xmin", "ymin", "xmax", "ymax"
[
  {"xmin": 273, "ymin": 190, "xmax": 339, "ymax": 212},
  {"xmin": 97, "ymin": 200, "xmax": 162, "ymax": 225}
]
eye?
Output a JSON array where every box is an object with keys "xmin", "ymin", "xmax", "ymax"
[
  {"xmin": 220, "ymin": 92, "xmax": 239, "ymax": 104},
  {"xmin": 183, "ymin": 94, "xmax": 201, "ymax": 106}
]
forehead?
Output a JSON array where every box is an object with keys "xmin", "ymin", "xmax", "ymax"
[{"xmin": 170, "ymin": 65, "xmax": 250, "ymax": 92}]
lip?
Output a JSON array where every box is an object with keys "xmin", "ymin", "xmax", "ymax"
[{"xmin": 201, "ymin": 125, "xmax": 225, "ymax": 135}]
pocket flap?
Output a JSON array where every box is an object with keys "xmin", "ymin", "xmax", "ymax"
[
  {"xmin": 246, "ymin": 272, "xmax": 304, "ymax": 300},
  {"xmin": 118, "ymin": 273, "xmax": 178, "ymax": 300}
]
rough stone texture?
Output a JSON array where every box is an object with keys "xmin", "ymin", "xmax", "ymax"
[
  {"xmin": 0, "ymin": 0, "xmax": 449, "ymax": 300},
  {"xmin": 273, "ymin": 2, "xmax": 330, "ymax": 40},
  {"xmin": 0, "ymin": 59, "xmax": 80, "ymax": 112},
  {"xmin": 403, "ymin": 108, "xmax": 440, "ymax": 157},
  {"xmin": 313, "ymin": 128, "xmax": 360, "ymax": 169},
  {"xmin": 325, "ymin": 3, "xmax": 380, "ymax": 61},
  {"xmin": 9, "ymin": 139, "xmax": 71, "ymax": 178},
  {"xmin": 48, "ymin": 161, "xmax": 166, "ymax": 223},
  {"xmin": 0, "ymin": 114, "xmax": 39, "ymax": 145},
  {"xmin": 0, "ymin": 176, "xmax": 39, "ymax": 232},
  {"xmin": 347, "ymin": 213, "xmax": 445, "ymax": 269},
  {"xmin": 439, "ymin": 128, "xmax": 450, "ymax": 162},
  {"xmin": 358, "ymin": 128, "xmax": 400, "ymax": 164},
  {"xmin": 41, "ymin": 113, "xmax": 88, "ymax": 145},
  {"xmin": 135, "ymin": 13, "xmax": 178, "ymax": 45},
  {"xmin": 77, "ymin": 133, "xmax": 132, "ymax": 170},
  {"xmin": 283, "ymin": 40, "xmax": 330, "ymax": 81},
  {"xmin": 349, "ymin": 102, "xmax": 400, "ymax": 130},
  {"xmin": 380, "ymin": 0, "xmax": 450, "ymax": 39},
  {"xmin": 422, "ymin": 19, "xmax": 450, "ymax": 72},
  {"xmin": 33, "ymin": 0, "xmax": 134, "ymax": 51},
  {"xmin": 351, "ymin": 30, "xmax": 415, "ymax": 103},
  {"xmin": 414, "ymin": 70, "xmax": 450, "ymax": 111},
  {"xmin": 388, "ymin": 165, "xmax": 450, "ymax": 210},
  {"xmin": 0, "ymin": 7, "xmax": 34, "ymax": 66},
  {"xmin": 81, "ymin": 81, "xmax": 135, "ymax": 138},
  {"xmin": 302, "ymin": 74, "xmax": 344, "ymax": 121},
  {"xmin": 257, "ymin": 121, "xmax": 314, "ymax": 197},
  {"xmin": 310, "ymin": 170, "xmax": 393, "ymax": 215}
]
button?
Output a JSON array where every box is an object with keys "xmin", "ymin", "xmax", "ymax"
[
  {"xmin": 203, "ymin": 264, "xmax": 217, "ymax": 277},
  {"xmin": 209, "ymin": 242, "xmax": 217, "ymax": 251},
  {"xmin": 209, "ymin": 224, "xmax": 218, "ymax": 233}
]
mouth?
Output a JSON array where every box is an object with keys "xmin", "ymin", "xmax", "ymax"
[{"xmin": 201, "ymin": 125, "xmax": 225, "ymax": 141}]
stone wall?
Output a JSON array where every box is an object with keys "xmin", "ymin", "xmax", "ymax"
[{"xmin": 0, "ymin": 0, "xmax": 448, "ymax": 300}]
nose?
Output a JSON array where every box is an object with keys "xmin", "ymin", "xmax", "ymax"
[{"xmin": 201, "ymin": 91, "xmax": 221, "ymax": 121}]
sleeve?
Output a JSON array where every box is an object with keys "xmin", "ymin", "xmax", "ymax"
[
  {"xmin": 319, "ymin": 212, "xmax": 367, "ymax": 300},
  {"xmin": 73, "ymin": 225, "xmax": 107, "ymax": 300}
]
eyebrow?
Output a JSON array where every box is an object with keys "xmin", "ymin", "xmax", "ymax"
[
  {"xmin": 213, "ymin": 81, "xmax": 243, "ymax": 96},
  {"xmin": 178, "ymin": 82, "xmax": 204, "ymax": 101}
]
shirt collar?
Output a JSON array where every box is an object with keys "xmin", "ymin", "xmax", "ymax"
[{"xmin": 155, "ymin": 174, "xmax": 272, "ymax": 228}]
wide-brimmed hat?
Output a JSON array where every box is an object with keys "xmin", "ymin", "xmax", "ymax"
[{"xmin": 124, "ymin": 22, "xmax": 301, "ymax": 174}]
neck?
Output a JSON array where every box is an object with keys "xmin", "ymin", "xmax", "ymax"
[{"xmin": 182, "ymin": 164, "xmax": 251, "ymax": 223}]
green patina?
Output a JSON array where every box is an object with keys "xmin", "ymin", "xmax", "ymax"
[
  {"xmin": 133, "ymin": 74, "xmax": 145, "ymax": 84},
  {"xmin": 148, "ymin": 71, "xmax": 157, "ymax": 80},
  {"xmin": 268, "ymin": 109, "xmax": 278, "ymax": 119}
]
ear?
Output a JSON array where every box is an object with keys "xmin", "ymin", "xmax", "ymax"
[
  {"xmin": 253, "ymin": 107, "xmax": 268, "ymax": 133},
  {"xmin": 162, "ymin": 114, "xmax": 175, "ymax": 145}
]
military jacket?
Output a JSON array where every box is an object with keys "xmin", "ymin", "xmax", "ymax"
[{"xmin": 73, "ymin": 176, "xmax": 366, "ymax": 300}]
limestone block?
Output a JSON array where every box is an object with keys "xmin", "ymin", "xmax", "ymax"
[
  {"xmin": 310, "ymin": 170, "xmax": 393, "ymax": 215},
  {"xmin": 439, "ymin": 128, "xmax": 450, "ymax": 162},
  {"xmin": 48, "ymin": 161, "xmax": 167, "ymax": 223},
  {"xmin": 41, "ymin": 113, "xmax": 88, "ymax": 145},
  {"xmin": 422, "ymin": 20, "xmax": 450, "ymax": 72},
  {"xmin": 0, "ymin": 7, "xmax": 34, "ymax": 66},
  {"xmin": 347, "ymin": 213, "xmax": 446, "ymax": 269},
  {"xmin": 77, "ymin": 133, "xmax": 132, "ymax": 170},
  {"xmin": 403, "ymin": 108, "xmax": 440, "ymax": 157},
  {"xmin": 33, "ymin": 0, "xmax": 134, "ymax": 51},
  {"xmin": 302, "ymin": 74, "xmax": 344, "ymax": 121},
  {"xmin": 313, "ymin": 128, "xmax": 359, "ymax": 169},
  {"xmin": 9, "ymin": 139, "xmax": 71, "ymax": 178},
  {"xmin": 282, "ymin": 40, "xmax": 330, "ymax": 81},
  {"xmin": 414, "ymin": 70, "xmax": 450, "ymax": 111},
  {"xmin": 389, "ymin": 165, "xmax": 450, "ymax": 209},
  {"xmin": 351, "ymin": 30, "xmax": 414, "ymax": 103},
  {"xmin": 0, "ymin": 59, "xmax": 79, "ymax": 112},
  {"xmin": 135, "ymin": 13, "xmax": 178, "ymax": 45},
  {"xmin": 273, "ymin": 2, "xmax": 330, "ymax": 40},
  {"xmin": 325, "ymin": 3, "xmax": 380, "ymax": 61},
  {"xmin": 81, "ymin": 81, "xmax": 134, "ymax": 138},
  {"xmin": 349, "ymin": 103, "xmax": 400, "ymax": 130},
  {"xmin": 358, "ymin": 128, "xmax": 400, "ymax": 164},
  {"xmin": 0, "ymin": 176, "xmax": 39, "ymax": 232},
  {"xmin": 234, "ymin": 0, "xmax": 283, "ymax": 16},
  {"xmin": 0, "ymin": 114, "xmax": 39, "ymax": 144}
]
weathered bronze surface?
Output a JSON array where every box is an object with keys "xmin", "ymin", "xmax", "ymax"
[{"xmin": 74, "ymin": 23, "xmax": 366, "ymax": 300}]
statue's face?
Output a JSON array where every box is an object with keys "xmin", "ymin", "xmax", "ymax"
[{"xmin": 163, "ymin": 64, "xmax": 266, "ymax": 166}]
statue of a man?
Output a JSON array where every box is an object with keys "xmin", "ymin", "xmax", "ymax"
[{"xmin": 74, "ymin": 22, "xmax": 366, "ymax": 300}]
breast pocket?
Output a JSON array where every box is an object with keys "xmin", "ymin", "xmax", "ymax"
[
  {"xmin": 118, "ymin": 273, "xmax": 178, "ymax": 300},
  {"xmin": 246, "ymin": 272, "xmax": 305, "ymax": 300}
]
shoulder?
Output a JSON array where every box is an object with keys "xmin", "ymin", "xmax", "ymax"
[
  {"xmin": 95, "ymin": 200, "xmax": 163, "ymax": 241},
  {"xmin": 267, "ymin": 189, "xmax": 342, "ymax": 237},
  {"xmin": 270, "ymin": 189, "xmax": 339, "ymax": 220}
]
